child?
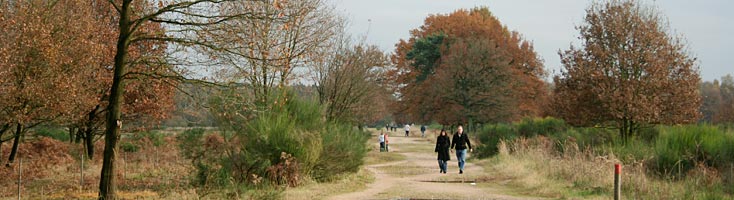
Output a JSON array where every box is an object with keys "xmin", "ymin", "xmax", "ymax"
[
  {"xmin": 378, "ymin": 132, "xmax": 386, "ymax": 152},
  {"xmin": 384, "ymin": 132, "xmax": 389, "ymax": 152}
]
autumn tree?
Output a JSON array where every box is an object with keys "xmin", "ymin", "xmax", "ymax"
[
  {"xmin": 391, "ymin": 7, "xmax": 547, "ymax": 126},
  {"xmin": 0, "ymin": 0, "xmax": 108, "ymax": 165},
  {"xmin": 552, "ymin": 0, "xmax": 701, "ymax": 141}
]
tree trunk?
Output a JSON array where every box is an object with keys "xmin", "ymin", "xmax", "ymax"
[
  {"xmin": 0, "ymin": 124, "xmax": 9, "ymax": 157},
  {"xmin": 619, "ymin": 118, "xmax": 635, "ymax": 143},
  {"xmin": 85, "ymin": 128, "xmax": 95, "ymax": 159},
  {"xmin": 99, "ymin": 1, "xmax": 130, "ymax": 199},
  {"xmin": 75, "ymin": 128, "xmax": 83, "ymax": 144},
  {"xmin": 69, "ymin": 126, "xmax": 76, "ymax": 143},
  {"xmin": 85, "ymin": 105, "xmax": 100, "ymax": 159},
  {"xmin": 6, "ymin": 124, "xmax": 22, "ymax": 167}
]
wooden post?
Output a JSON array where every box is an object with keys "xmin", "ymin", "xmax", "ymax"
[
  {"xmin": 80, "ymin": 148, "xmax": 84, "ymax": 193},
  {"xmin": 17, "ymin": 156, "xmax": 22, "ymax": 200},
  {"xmin": 614, "ymin": 164, "xmax": 621, "ymax": 200}
]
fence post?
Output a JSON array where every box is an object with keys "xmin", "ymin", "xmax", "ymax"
[
  {"xmin": 614, "ymin": 163, "xmax": 621, "ymax": 200},
  {"xmin": 18, "ymin": 156, "xmax": 22, "ymax": 200},
  {"xmin": 80, "ymin": 148, "xmax": 84, "ymax": 193}
]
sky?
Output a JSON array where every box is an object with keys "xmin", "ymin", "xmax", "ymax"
[{"xmin": 329, "ymin": 0, "xmax": 734, "ymax": 81}]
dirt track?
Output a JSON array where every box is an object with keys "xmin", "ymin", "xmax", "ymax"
[{"xmin": 327, "ymin": 128, "xmax": 544, "ymax": 200}]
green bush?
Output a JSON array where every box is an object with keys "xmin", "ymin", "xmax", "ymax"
[
  {"xmin": 177, "ymin": 128, "xmax": 206, "ymax": 160},
  {"xmin": 240, "ymin": 97, "xmax": 323, "ymax": 178},
  {"xmin": 312, "ymin": 122, "xmax": 368, "ymax": 181},
  {"xmin": 603, "ymin": 138, "xmax": 653, "ymax": 163},
  {"xmin": 516, "ymin": 117, "xmax": 567, "ymax": 137},
  {"xmin": 35, "ymin": 126, "xmax": 69, "ymax": 142},
  {"xmin": 427, "ymin": 122, "xmax": 444, "ymax": 130},
  {"xmin": 121, "ymin": 142, "xmax": 140, "ymax": 152},
  {"xmin": 475, "ymin": 123, "xmax": 516, "ymax": 158},
  {"xmin": 652, "ymin": 125, "xmax": 734, "ymax": 178},
  {"xmin": 131, "ymin": 131, "xmax": 165, "ymax": 147},
  {"xmin": 196, "ymin": 90, "xmax": 371, "ymax": 188},
  {"xmin": 550, "ymin": 127, "xmax": 615, "ymax": 150}
]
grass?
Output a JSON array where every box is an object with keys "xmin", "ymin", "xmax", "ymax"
[
  {"xmin": 397, "ymin": 143, "xmax": 435, "ymax": 153},
  {"xmin": 364, "ymin": 151, "xmax": 407, "ymax": 165},
  {"xmin": 375, "ymin": 185, "xmax": 462, "ymax": 199},
  {"xmin": 374, "ymin": 163, "xmax": 432, "ymax": 178},
  {"xmin": 477, "ymin": 137, "xmax": 734, "ymax": 199},
  {"xmin": 283, "ymin": 168, "xmax": 374, "ymax": 200}
]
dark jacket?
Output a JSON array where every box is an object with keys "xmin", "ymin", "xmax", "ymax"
[
  {"xmin": 435, "ymin": 135, "xmax": 451, "ymax": 161},
  {"xmin": 451, "ymin": 132, "xmax": 472, "ymax": 150}
]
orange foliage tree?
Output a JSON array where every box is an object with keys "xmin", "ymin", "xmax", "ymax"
[
  {"xmin": 552, "ymin": 0, "xmax": 701, "ymax": 141},
  {"xmin": 0, "ymin": 0, "xmax": 109, "ymax": 165},
  {"xmin": 65, "ymin": 0, "xmax": 176, "ymax": 159},
  {"xmin": 390, "ymin": 7, "xmax": 547, "ymax": 126}
]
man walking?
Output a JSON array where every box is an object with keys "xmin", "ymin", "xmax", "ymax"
[
  {"xmin": 451, "ymin": 125, "xmax": 472, "ymax": 174},
  {"xmin": 420, "ymin": 125, "xmax": 427, "ymax": 138}
]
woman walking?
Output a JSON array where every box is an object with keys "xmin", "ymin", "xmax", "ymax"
[{"xmin": 435, "ymin": 129, "xmax": 451, "ymax": 174}]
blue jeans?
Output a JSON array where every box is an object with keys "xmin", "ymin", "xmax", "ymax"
[
  {"xmin": 438, "ymin": 160, "xmax": 448, "ymax": 172},
  {"xmin": 456, "ymin": 149, "xmax": 467, "ymax": 171}
]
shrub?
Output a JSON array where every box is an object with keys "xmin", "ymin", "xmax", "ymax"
[
  {"xmin": 428, "ymin": 122, "xmax": 444, "ymax": 130},
  {"xmin": 516, "ymin": 117, "xmax": 567, "ymax": 137},
  {"xmin": 550, "ymin": 127, "xmax": 615, "ymax": 151},
  {"xmin": 177, "ymin": 128, "xmax": 206, "ymax": 160},
  {"xmin": 652, "ymin": 125, "xmax": 734, "ymax": 178},
  {"xmin": 475, "ymin": 123, "xmax": 516, "ymax": 158},
  {"xmin": 35, "ymin": 126, "xmax": 69, "ymax": 142},
  {"xmin": 240, "ymin": 101, "xmax": 323, "ymax": 183},
  {"xmin": 312, "ymin": 122, "xmax": 368, "ymax": 181},
  {"xmin": 131, "ymin": 131, "xmax": 165, "ymax": 147},
  {"xmin": 121, "ymin": 142, "xmax": 140, "ymax": 153},
  {"xmin": 176, "ymin": 128, "xmax": 229, "ymax": 187},
  {"xmin": 197, "ymin": 90, "xmax": 371, "ymax": 189}
]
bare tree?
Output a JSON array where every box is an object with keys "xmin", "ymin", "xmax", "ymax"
[
  {"xmin": 98, "ymin": 0, "xmax": 267, "ymax": 199},
  {"xmin": 313, "ymin": 32, "xmax": 391, "ymax": 125},
  {"xmin": 200, "ymin": 0, "xmax": 340, "ymax": 108}
]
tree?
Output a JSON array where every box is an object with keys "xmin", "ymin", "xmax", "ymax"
[
  {"xmin": 97, "ymin": 0, "xmax": 261, "ymax": 199},
  {"xmin": 200, "ymin": 0, "xmax": 339, "ymax": 108},
  {"xmin": 390, "ymin": 7, "xmax": 547, "ymax": 125},
  {"xmin": 552, "ymin": 0, "xmax": 701, "ymax": 141},
  {"xmin": 431, "ymin": 38, "xmax": 516, "ymax": 125},
  {"xmin": 0, "ymin": 0, "xmax": 108, "ymax": 165},
  {"xmin": 700, "ymin": 80, "xmax": 722, "ymax": 123},
  {"xmin": 314, "ymin": 35, "xmax": 391, "ymax": 125},
  {"xmin": 716, "ymin": 74, "xmax": 734, "ymax": 123}
]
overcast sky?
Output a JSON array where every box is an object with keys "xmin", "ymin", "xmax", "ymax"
[{"xmin": 329, "ymin": 0, "xmax": 733, "ymax": 81}]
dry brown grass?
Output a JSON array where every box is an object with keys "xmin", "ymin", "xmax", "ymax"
[
  {"xmin": 0, "ymin": 135, "xmax": 193, "ymax": 199},
  {"xmin": 479, "ymin": 136, "xmax": 733, "ymax": 199}
]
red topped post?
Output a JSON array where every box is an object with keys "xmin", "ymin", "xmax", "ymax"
[{"xmin": 614, "ymin": 164, "xmax": 621, "ymax": 200}]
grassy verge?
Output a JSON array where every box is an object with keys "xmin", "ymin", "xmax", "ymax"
[
  {"xmin": 364, "ymin": 151, "xmax": 407, "ymax": 165},
  {"xmin": 283, "ymin": 168, "xmax": 374, "ymax": 200},
  {"xmin": 374, "ymin": 163, "xmax": 432, "ymax": 178},
  {"xmin": 478, "ymin": 137, "xmax": 733, "ymax": 199}
]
